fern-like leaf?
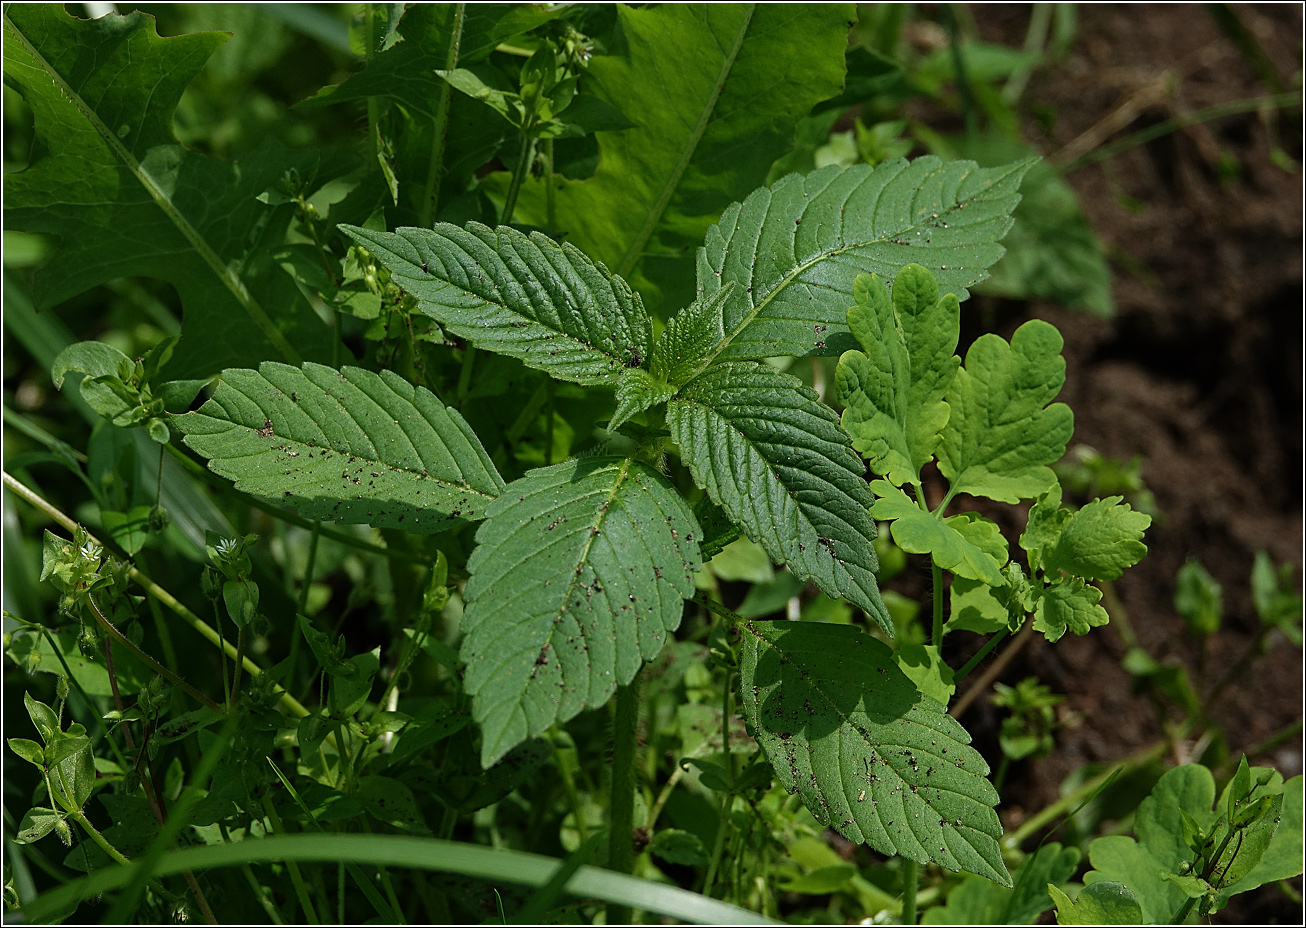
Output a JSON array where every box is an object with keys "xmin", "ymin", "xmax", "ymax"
[
  {"xmin": 740, "ymin": 619, "xmax": 1010, "ymax": 886},
  {"xmin": 667, "ymin": 363, "xmax": 889, "ymax": 632},
  {"xmin": 177, "ymin": 363, "xmax": 503, "ymax": 532},
  {"xmin": 461, "ymin": 457, "xmax": 701, "ymax": 767},
  {"xmin": 695, "ymin": 156, "xmax": 1033, "ymax": 365},
  {"xmin": 342, "ymin": 223, "xmax": 652, "ymax": 386}
]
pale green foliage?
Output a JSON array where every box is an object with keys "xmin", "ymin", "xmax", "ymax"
[
  {"xmin": 1047, "ymin": 882, "xmax": 1143, "ymax": 925},
  {"xmin": 871, "ymin": 483, "xmax": 1007, "ymax": 585},
  {"xmin": 698, "ymin": 157, "xmax": 1034, "ymax": 365},
  {"xmin": 922, "ymin": 842, "xmax": 1080, "ymax": 924},
  {"xmin": 1085, "ymin": 761, "xmax": 1303, "ymax": 922},
  {"xmin": 342, "ymin": 223, "xmax": 652, "ymax": 386},
  {"xmin": 461, "ymin": 457, "xmax": 701, "ymax": 767},
  {"xmin": 668, "ymin": 364, "xmax": 889, "ymax": 633},
  {"xmin": 937, "ymin": 320, "xmax": 1073, "ymax": 503},
  {"xmin": 178, "ymin": 363, "xmax": 504, "ymax": 532},
  {"xmin": 1022, "ymin": 487, "xmax": 1151, "ymax": 582},
  {"xmin": 836, "ymin": 266, "xmax": 960, "ymax": 487},
  {"xmin": 739, "ymin": 620, "xmax": 1010, "ymax": 886}
]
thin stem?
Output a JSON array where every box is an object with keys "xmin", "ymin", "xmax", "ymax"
[
  {"xmin": 3, "ymin": 470, "xmax": 311, "ymax": 717},
  {"xmin": 900, "ymin": 857, "xmax": 918, "ymax": 925},
  {"xmin": 544, "ymin": 137, "xmax": 556, "ymax": 233},
  {"xmin": 912, "ymin": 484, "xmax": 945, "ymax": 648},
  {"xmin": 501, "ymin": 135, "xmax": 537, "ymax": 225},
  {"xmin": 86, "ymin": 596, "xmax": 224, "ymax": 713},
  {"xmin": 454, "ymin": 345, "xmax": 477, "ymax": 410},
  {"xmin": 1001, "ymin": 3, "xmax": 1052, "ymax": 104},
  {"xmin": 66, "ymin": 809, "xmax": 130, "ymax": 865},
  {"xmin": 607, "ymin": 672, "xmax": 642, "ymax": 925},
  {"xmin": 261, "ymin": 793, "xmax": 320, "ymax": 924},
  {"xmin": 298, "ymin": 522, "xmax": 323, "ymax": 615},
  {"xmin": 952, "ymin": 629, "xmax": 1008, "ymax": 684},
  {"xmin": 941, "ymin": 5, "xmax": 977, "ymax": 136},
  {"xmin": 419, "ymin": 3, "xmax": 466, "ymax": 227},
  {"xmin": 950, "ymin": 623, "xmax": 1034, "ymax": 719}
]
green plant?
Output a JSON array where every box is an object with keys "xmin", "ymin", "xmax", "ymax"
[{"xmin": 3, "ymin": 5, "xmax": 1299, "ymax": 925}]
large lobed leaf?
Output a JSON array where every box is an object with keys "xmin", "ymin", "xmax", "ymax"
[
  {"xmin": 2, "ymin": 5, "xmax": 332, "ymax": 377},
  {"xmin": 667, "ymin": 363, "xmax": 889, "ymax": 632},
  {"xmin": 695, "ymin": 156, "xmax": 1034, "ymax": 365},
  {"xmin": 503, "ymin": 4, "xmax": 853, "ymax": 290},
  {"xmin": 836, "ymin": 266, "xmax": 960, "ymax": 488},
  {"xmin": 177, "ymin": 363, "xmax": 503, "ymax": 533},
  {"xmin": 343, "ymin": 224, "xmax": 651, "ymax": 386},
  {"xmin": 740, "ymin": 620, "xmax": 1010, "ymax": 886},
  {"xmin": 936, "ymin": 319, "xmax": 1073, "ymax": 503},
  {"xmin": 461, "ymin": 457, "xmax": 701, "ymax": 767}
]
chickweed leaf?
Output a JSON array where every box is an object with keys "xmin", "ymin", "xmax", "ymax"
[
  {"xmin": 937, "ymin": 320, "xmax": 1073, "ymax": 503},
  {"xmin": 178, "ymin": 362, "xmax": 504, "ymax": 532},
  {"xmin": 461, "ymin": 457, "xmax": 701, "ymax": 767},
  {"xmin": 697, "ymin": 156, "xmax": 1034, "ymax": 366},
  {"xmin": 342, "ymin": 223, "xmax": 652, "ymax": 387},
  {"xmin": 836, "ymin": 267, "xmax": 960, "ymax": 488},
  {"xmin": 668, "ymin": 364, "xmax": 889, "ymax": 633},
  {"xmin": 739, "ymin": 620, "xmax": 1010, "ymax": 886},
  {"xmin": 1047, "ymin": 882, "xmax": 1143, "ymax": 925}
]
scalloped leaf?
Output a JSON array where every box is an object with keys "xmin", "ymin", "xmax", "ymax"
[
  {"xmin": 177, "ymin": 363, "xmax": 503, "ymax": 533},
  {"xmin": 343, "ymin": 223, "xmax": 651, "ymax": 386},
  {"xmin": 739, "ymin": 620, "xmax": 1010, "ymax": 886},
  {"xmin": 937, "ymin": 319, "xmax": 1074, "ymax": 503},
  {"xmin": 667, "ymin": 363, "xmax": 889, "ymax": 633},
  {"xmin": 461, "ymin": 457, "xmax": 701, "ymax": 767},
  {"xmin": 1022, "ymin": 486, "xmax": 1151, "ymax": 582},
  {"xmin": 836, "ymin": 266, "xmax": 961, "ymax": 488},
  {"xmin": 870, "ymin": 482, "xmax": 1007, "ymax": 585},
  {"xmin": 694, "ymin": 156, "xmax": 1034, "ymax": 365}
]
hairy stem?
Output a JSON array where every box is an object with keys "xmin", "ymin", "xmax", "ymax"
[
  {"xmin": 900, "ymin": 857, "xmax": 918, "ymax": 924},
  {"xmin": 419, "ymin": 3, "xmax": 466, "ymax": 226},
  {"xmin": 607, "ymin": 672, "xmax": 642, "ymax": 925}
]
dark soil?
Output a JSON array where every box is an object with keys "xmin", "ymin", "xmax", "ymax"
[{"xmin": 935, "ymin": 4, "xmax": 1303, "ymax": 922}]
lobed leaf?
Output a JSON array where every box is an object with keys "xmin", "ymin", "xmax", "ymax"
[
  {"xmin": 836, "ymin": 266, "xmax": 960, "ymax": 487},
  {"xmin": 461, "ymin": 457, "xmax": 701, "ymax": 767},
  {"xmin": 177, "ymin": 363, "xmax": 503, "ymax": 533},
  {"xmin": 1032, "ymin": 577, "xmax": 1108, "ymax": 643},
  {"xmin": 2, "ymin": 5, "xmax": 333, "ymax": 376},
  {"xmin": 343, "ymin": 223, "xmax": 651, "ymax": 386},
  {"xmin": 870, "ymin": 482, "xmax": 1006, "ymax": 585},
  {"xmin": 667, "ymin": 363, "xmax": 889, "ymax": 632},
  {"xmin": 937, "ymin": 320, "xmax": 1073, "ymax": 503},
  {"xmin": 1026, "ymin": 489, "xmax": 1151, "ymax": 582},
  {"xmin": 502, "ymin": 5, "xmax": 854, "ymax": 290},
  {"xmin": 695, "ymin": 156, "xmax": 1034, "ymax": 366},
  {"xmin": 739, "ymin": 620, "xmax": 1010, "ymax": 886}
]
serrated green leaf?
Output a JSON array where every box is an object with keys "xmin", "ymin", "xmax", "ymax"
[
  {"xmin": 461, "ymin": 457, "xmax": 701, "ymax": 767},
  {"xmin": 650, "ymin": 285, "xmax": 734, "ymax": 386},
  {"xmin": 1048, "ymin": 882, "xmax": 1142, "ymax": 925},
  {"xmin": 668, "ymin": 364, "xmax": 889, "ymax": 632},
  {"xmin": 1032, "ymin": 577, "xmax": 1107, "ymax": 643},
  {"xmin": 836, "ymin": 267, "xmax": 960, "ymax": 487},
  {"xmin": 502, "ymin": 5, "xmax": 853, "ymax": 289},
  {"xmin": 609, "ymin": 369, "xmax": 678, "ymax": 432},
  {"xmin": 696, "ymin": 156, "xmax": 1034, "ymax": 366},
  {"xmin": 937, "ymin": 320, "xmax": 1073, "ymax": 503},
  {"xmin": 739, "ymin": 620, "xmax": 1009, "ymax": 886},
  {"xmin": 178, "ymin": 362, "xmax": 503, "ymax": 533},
  {"xmin": 870, "ymin": 482, "xmax": 1007, "ymax": 585},
  {"xmin": 2, "ymin": 6, "xmax": 332, "ymax": 376},
  {"xmin": 343, "ymin": 224, "xmax": 651, "ymax": 386},
  {"xmin": 1034, "ymin": 490, "xmax": 1152, "ymax": 582},
  {"xmin": 691, "ymin": 497, "xmax": 741, "ymax": 562}
]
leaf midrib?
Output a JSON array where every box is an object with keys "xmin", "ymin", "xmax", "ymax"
[
  {"xmin": 699, "ymin": 160, "xmax": 1031, "ymax": 369},
  {"xmin": 1, "ymin": 12, "xmax": 301, "ymax": 365},
  {"xmin": 614, "ymin": 4, "xmax": 757, "ymax": 278}
]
